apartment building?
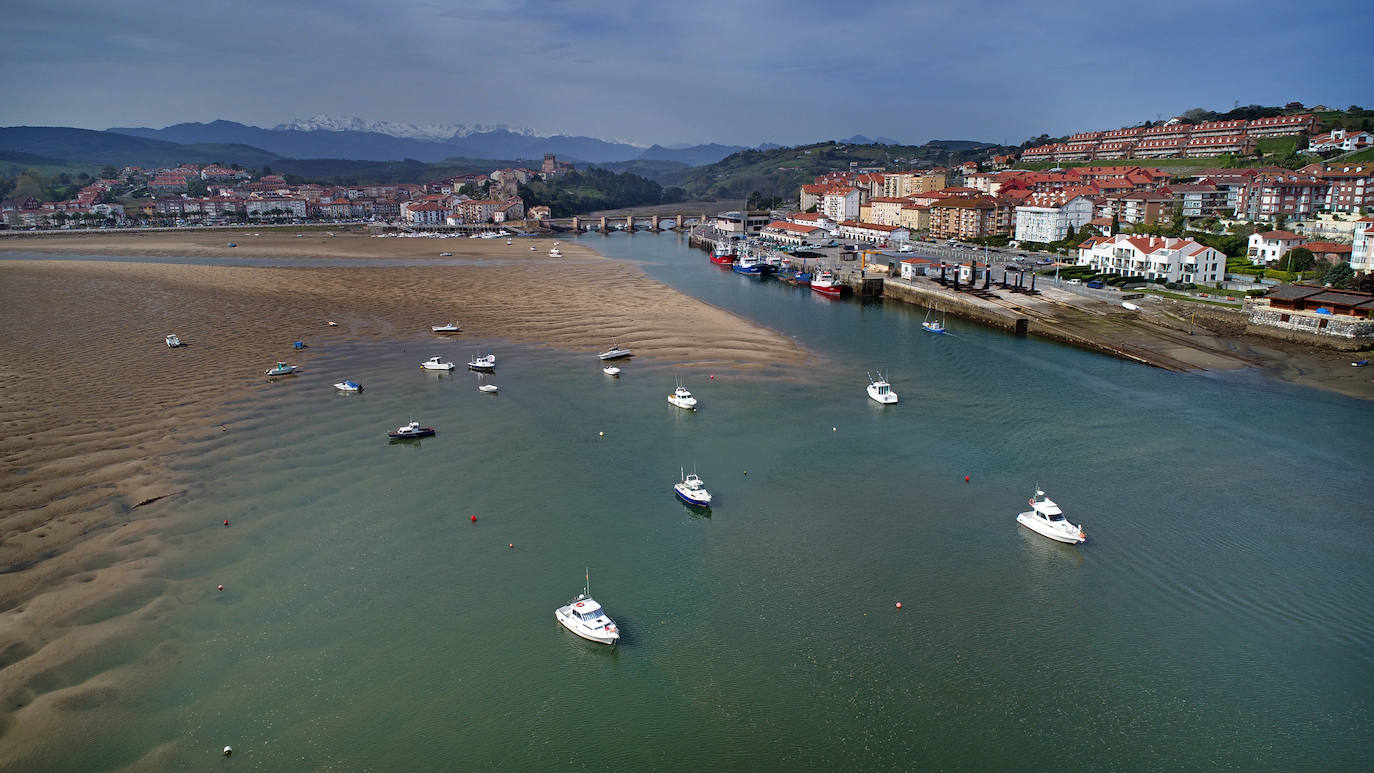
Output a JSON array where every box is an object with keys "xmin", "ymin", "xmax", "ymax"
[
  {"xmin": 859, "ymin": 197, "xmax": 912, "ymax": 226},
  {"xmin": 1234, "ymin": 173, "xmax": 1328, "ymax": 221},
  {"xmin": 1014, "ymin": 194, "xmax": 1095, "ymax": 243},
  {"xmin": 1166, "ymin": 184, "xmax": 1228, "ymax": 218},
  {"xmin": 820, "ymin": 186, "xmax": 860, "ymax": 222},
  {"xmin": 1078, "ymin": 234, "xmax": 1226, "ymax": 283},
  {"xmin": 1247, "ymin": 230, "xmax": 1308, "ymax": 265},
  {"xmin": 928, "ymin": 197, "xmax": 996, "ymax": 239},
  {"xmin": 1352, "ymin": 217, "xmax": 1374, "ymax": 272}
]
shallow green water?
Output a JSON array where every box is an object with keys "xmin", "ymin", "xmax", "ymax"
[{"xmin": 15, "ymin": 233, "xmax": 1373, "ymax": 771}]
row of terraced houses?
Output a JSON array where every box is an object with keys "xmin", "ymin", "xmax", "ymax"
[{"xmin": 1021, "ymin": 114, "xmax": 1318, "ymax": 162}]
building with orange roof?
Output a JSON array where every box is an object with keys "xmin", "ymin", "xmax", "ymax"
[
  {"xmin": 1247, "ymin": 230, "xmax": 1308, "ymax": 264},
  {"xmin": 1078, "ymin": 234, "xmax": 1226, "ymax": 283}
]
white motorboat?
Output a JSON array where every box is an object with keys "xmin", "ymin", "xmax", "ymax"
[
  {"xmin": 599, "ymin": 344, "xmax": 633, "ymax": 360},
  {"xmin": 431, "ymin": 322, "xmax": 461, "ymax": 333},
  {"xmin": 866, "ymin": 371, "xmax": 898, "ymax": 404},
  {"xmin": 467, "ymin": 353, "xmax": 496, "ymax": 371},
  {"xmin": 1017, "ymin": 489, "xmax": 1085, "ymax": 544},
  {"xmin": 668, "ymin": 381, "xmax": 697, "ymax": 410},
  {"xmin": 554, "ymin": 572, "xmax": 620, "ymax": 646},
  {"xmin": 922, "ymin": 308, "xmax": 946, "ymax": 333},
  {"xmin": 265, "ymin": 362, "xmax": 297, "ymax": 377},
  {"xmin": 421, "ymin": 355, "xmax": 456, "ymax": 371},
  {"xmin": 388, "ymin": 420, "xmax": 435, "ymax": 439},
  {"xmin": 478, "ymin": 384, "xmax": 499, "ymax": 393},
  {"xmin": 674, "ymin": 468, "xmax": 712, "ymax": 507},
  {"xmin": 507, "ymin": 239, "xmax": 513, "ymax": 245},
  {"xmin": 603, "ymin": 366, "xmax": 621, "ymax": 376},
  {"xmin": 439, "ymin": 252, "xmax": 453, "ymax": 257},
  {"xmin": 165, "ymin": 333, "xmax": 182, "ymax": 348},
  {"xmin": 334, "ymin": 380, "xmax": 363, "ymax": 392},
  {"xmin": 549, "ymin": 247, "xmax": 563, "ymax": 258}
]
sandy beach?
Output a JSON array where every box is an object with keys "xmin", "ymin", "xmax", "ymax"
[{"xmin": 0, "ymin": 229, "xmax": 805, "ymax": 764}]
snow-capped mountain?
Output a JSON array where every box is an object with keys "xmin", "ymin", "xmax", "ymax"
[{"xmin": 272, "ymin": 114, "xmax": 547, "ymax": 142}]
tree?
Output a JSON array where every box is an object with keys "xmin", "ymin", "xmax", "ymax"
[
  {"xmin": 262, "ymin": 165, "xmax": 273, "ymax": 176},
  {"xmin": 1273, "ymin": 213, "xmax": 1287, "ymax": 232},
  {"xmin": 1109, "ymin": 213, "xmax": 1119, "ymax": 235},
  {"xmin": 1283, "ymin": 247, "xmax": 1315, "ymax": 273},
  {"xmin": 99, "ymin": 165, "xmax": 119, "ymax": 180},
  {"xmin": 1323, "ymin": 261, "xmax": 1354, "ymax": 288}
]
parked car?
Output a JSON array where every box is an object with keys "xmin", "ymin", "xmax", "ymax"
[
  {"xmin": 1086, "ymin": 280, "xmax": 1104, "ymax": 289},
  {"xmin": 1067, "ymin": 278, "xmax": 1082, "ymax": 285}
]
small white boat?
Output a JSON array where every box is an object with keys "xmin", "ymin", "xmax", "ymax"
[
  {"xmin": 599, "ymin": 344, "xmax": 633, "ymax": 360},
  {"xmin": 334, "ymin": 380, "xmax": 363, "ymax": 392},
  {"xmin": 326, "ymin": 321, "xmax": 339, "ymax": 327},
  {"xmin": 674, "ymin": 467, "xmax": 712, "ymax": 507},
  {"xmin": 431, "ymin": 322, "xmax": 461, "ymax": 333},
  {"xmin": 388, "ymin": 420, "xmax": 435, "ymax": 439},
  {"xmin": 866, "ymin": 371, "xmax": 898, "ymax": 404},
  {"xmin": 603, "ymin": 366, "xmax": 621, "ymax": 376},
  {"xmin": 467, "ymin": 353, "xmax": 496, "ymax": 371},
  {"xmin": 1121, "ymin": 301, "xmax": 1140, "ymax": 311},
  {"xmin": 478, "ymin": 384, "xmax": 499, "ymax": 393},
  {"xmin": 530, "ymin": 246, "xmax": 536, "ymax": 251},
  {"xmin": 668, "ymin": 381, "xmax": 697, "ymax": 410},
  {"xmin": 554, "ymin": 571, "xmax": 620, "ymax": 646},
  {"xmin": 265, "ymin": 362, "xmax": 297, "ymax": 377},
  {"xmin": 922, "ymin": 308, "xmax": 946, "ymax": 334},
  {"xmin": 439, "ymin": 251, "xmax": 453, "ymax": 257},
  {"xmin": 165, "ymin": 333, "xmax": 182, "ymax": 348},
  {"xmin": 421, "ymin": 356, "xmax": 456, "ymax": 371},
  {"xmin": 506, "ymin": 239, "xmax": 513, "ymax": 245},
  {"xmin": 1017, "ymin": 489, "xmax": 1085, "ymax": 544},
  {"xmin": 549, "ymin": 247, "xmax": 563, "ymax": 258}
]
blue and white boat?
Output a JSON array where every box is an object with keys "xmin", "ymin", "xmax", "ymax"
[
  {"xmin": 388, "ymin": 420, "xmax": 435, "ymax": 439},
  {"xmin": 334, "ymin": 380, "xmax": 363, "ymax": 392},
  {"xmin": 732, "ymin": 253, "xmax": 764, "ymax": 275},
  {"xmin": 674, "ymin": 468, "xmax": 712, "ymax": 507}
]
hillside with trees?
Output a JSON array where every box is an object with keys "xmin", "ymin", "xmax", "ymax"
[{"xmin": 517, "ymin": 168, "xmax": 685, "ymax": 217}]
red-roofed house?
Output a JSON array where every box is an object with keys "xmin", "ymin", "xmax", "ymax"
[
  {"xmin": 1306, "ymin": 129, "xmax": 1373, "ymax": 153},
  {"xmin": 837, "ymin": 220, "xmax": 910, "ymax": 244},
  {"xmin": 1301, "ymin": 241, "xmax": 1354, "ymax": 265},
  {"xmin": 1247, "ymin": 230, "xmax": 1308, "ymax": 265},
  {"xmin": 1246, "ymin": 114, "xmax": 1317, "ymax": 138},
  {"xmin": 1185, "ymin": 134, "xmax": 1256, "ymax": 158},
  {"xmin": 1078, "ymin": 234, "xmax": 1226, "ymax": 283},
  {"xmin": 799, "ymin": 183, "xmax": 831, "ymax": 212},
  {"xmin": 761, "ymin": 220, "xmax": 829, "ymax": 246},
  {"xmin": 820, "ymin": 186, "xmax": 860, "ymax": 222}
]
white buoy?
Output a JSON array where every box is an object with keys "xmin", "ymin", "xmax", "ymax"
[
  {"xmin": 598, "ymin": 431, "xmax": 604, "ymax": 437},
  {"xmin": 832, "ymin": 427, "xmax": 837, "ymax": 432},
  {"xmin": 223, "ymin": 746, "xmax": 232, "ymax": 756}
]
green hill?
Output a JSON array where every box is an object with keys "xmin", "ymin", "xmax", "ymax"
[{"xmin": 0, "ymin": 126, "xmax": 279, "ymax": 168}]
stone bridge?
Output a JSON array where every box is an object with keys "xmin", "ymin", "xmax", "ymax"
[{"xmin": 544, "ymin": 213, "xmax": 711, "ymax": 232}]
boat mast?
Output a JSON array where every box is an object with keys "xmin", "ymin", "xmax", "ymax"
[{"xmin": 585, "ymin": 566, "xmax": 590, "ymax": 598}]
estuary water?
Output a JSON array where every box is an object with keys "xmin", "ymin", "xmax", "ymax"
[{"xmin": 20, "ymin": 232, "xmax": 1374, "ymax": 771}]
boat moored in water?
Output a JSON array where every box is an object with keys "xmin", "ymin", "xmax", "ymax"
[
  {"xmin": 478, "ymin": 383, "xmax": 499, "ymax": 393},
  {"xmin": 554, "ymin": 572, "xmax": 620, "ymax": 645},
  {"xmin": 467, "ymin": 353, "xmax": 496, "ymax": 371},
  {"xmin": 431, "ymin": 322, "xmax": 461, "ymax": 333},
  {"xmin": 599, "ymin": 344, "xmax": 633, "ymax": 360},
  {"xmin": 421, "ymin": 355, "xmax": 456, "ymax": 371},
  {"xmin": 811, "ymin": 268, "xmax": 842, "ymax": 297},
  {"xmin": 265, "ymin": 362, "xmax": 297, "ymax": 377},
  {"xmin": 674, "ymin": 468, "xmax": 712, "ymax": 507},
  {"xmin": 334, "ymin": 380, "xmax": 363, "ymax": 392},
  {"xmin": 710, "ymin": 243, "xmax": 736, "ymax": 264},
  {"xmin": 165, "ymin": 333, "xmax": 182, "ymax": 348},
  {"xmin": 732, "ymin": 253, "xmax": 764, "ymax": 275},
  {"xmin": 668, "ymin": 382, "xmax": 697, "ymax": 410},
  {"xmin": 1016, "ymin": 489, "xmax": 1085, "ymax": 544},
  {"xmin": 866, "ymin": 371, "xmax": 898, "ymax": 404},
  {"xmin": 603, "ymin": 365, "xmax": 621, "ymax": 376},
  {"xmin": 922, "ymin": 308, "xmax": 947, "ymax": 333},
  {"xmin": 388, "ymin": 420, "xmax": 435, "ymax": 439}
]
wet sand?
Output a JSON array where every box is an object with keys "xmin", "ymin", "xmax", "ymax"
[{"xmin": 0, "ymin": 230, "xmax": 805, "ymax": 763}]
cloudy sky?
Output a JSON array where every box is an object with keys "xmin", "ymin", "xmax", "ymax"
[{"xmin": 2, "ymin": 0, "xmax": 1370, "ymax": 146}]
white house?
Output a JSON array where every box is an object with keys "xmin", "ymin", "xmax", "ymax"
[
  {"xmin": 1352, "ymin": 217, "xmax": 1374, "ymax": 272},
  {"xmin": 837, "ymin": 221, "xmax": 910, "ymax": 245},
  {"xmin": 786, "ymin": 212, "xmax": 836, "ymax": 232},
  {"xmin": 1078, "ymin": 234, "xmax": 1227, "ymax": 284},
  {"xmin": 820, "ymin": 186, "xmax": 860, "ymax": 223},
  {"xmin": 401, "ymin": 200, "xmax": 446, "ymax": 225},
  {"xmin": 1013, "ymin": 194, "xmax": 1095, "ymax": 243},
  {"xmin": 1307, "ymin": 129, "xmax": 1374, "ymax": 153},
  {"xmin": 760, "ymin": 220, "xmax": 829, "ymax": 247},
  {"xmin": 1247, "ymin": 230, "xmax": 1308, "ymax": 265}
]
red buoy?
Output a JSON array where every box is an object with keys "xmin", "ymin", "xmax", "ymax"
[
  {"xmin": 217, "ymin": 585, "xmax": 224, "ymax": 591},
  {"xmin": 470, "ymin": 515, "xmax": 477, "ymax": 522},
  {"xmin": 895, "ymin": 602, "xmax": 902, "ymax": 609},
  {"xmin": 508, "ymin": 543, "xmax": 514, "ymax": 549},
  {"xmin": 223, "ymin": 520, "xmax": 229, "ymax": 526},
  {"xmin": 964, "ymin": 475, "xmax": 970, "ymax": 483}
]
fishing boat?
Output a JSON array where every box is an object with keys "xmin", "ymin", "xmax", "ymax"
[
  {"xmin": 599, "ymin": 344, "xmax": 633, "ymax": 361},
  {"xmin": 1016, "ymin": 489, "xmax": 1085, "ymax": 544},
  {"xmin": 388, "ymin": 420, "xmax": 435, "ymax": 439},
  {"xmin": 165, "ymin": 334, "xmax": 182, "ymax": 348},
  {"xmin": 674, "ymin": 467, "xmax": 712, "ymax": 507},
  {"xmin": 554, "ymin": 570, "xmax": 620, "ymax": 646},
  {"xmin": 810, "ymin": 268, "xmax": 842, "ymax": 297},
  {"xmin": 478, "ymin": 384, "xmax": 499, "ymax": 394},
  {"xmin": 265, "ymin": 362, "xmax": 297, "ymax": 377},
  {"xmin": 421, "ymin": 356, "xmax": 456, "ymax": 371},
  {"xmin": 792, "ymin": 271, "xmax": 812, "ymax": 286},
  {"xmin": 709, "ymin": 243, "xmax": 735, "ymax": 264},
  {"xmin": 668, "ymin": 381, "xmax": 697, "ymax": 410},
  {"xmin": 431, "ymin": 322, "xmax": 461, "ymax": 333},
  {"xmin": 732, "ymin": 253, "xmax": 764, "ymax": 276},
  {"xmin": 922, "ymin": 308, "xmax": 946, "ymax": 334},
  {"xmin": 467, "ymin": 353, "xmax": 496, "ymax": 372},
  {"xmin": 866, "ymin": 371, "xmax": 898, "ymax": 404},
  {"xmin": 333, "ymin": 380, "xmax": 363, "ymax": 392},
  {"xmin": 1352, "ymin": 360, "xmax": 1369, "ymax": 367},
  {"xmin": 603, "ymin": 365, "xmax": 621, "ymax": 376}
]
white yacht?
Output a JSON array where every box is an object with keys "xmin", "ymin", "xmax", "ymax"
[
  {"xmin": 599, "ymin": 344, "xmax": 632, "ymax": 360},
  {"xmin": 165, "ymin": 333, "xmax": 182, "ymax": 348},
  {"xmin": 668, "ymin": 382, "xmax": 697, "ymax": 410},
  {"xmin": 478, "ymin": 384, "xmax": 499, "ymax": 393},
  {"xmin": 674, "ymin": 468, "xmax": 712, "ymax": 507},
  {"xmin": 1017, "ymin": 489, "xmax": 1086, "ymax": 544},
  {"xmin": 554, "ymin": 573, "xmax": 620, "ymax": 646},
  {"xmin": 467, "ymin": 353, "xmax": 496, "ymax": 372},
  {"xmin": 866, "ymin": 371, "xmax": 898, "ymax": 404},
  {"xmin": 265, "ymin": 362, "xmax": 297, "ymax": 377},
  {"xmin": 431, "ymin": 322, "xmax": 461, "ymax": 333},
  {"xmin": 421, "ymin": 356, "xmax": 456, "ymax": 371},
  {"xmin": 603, "ymin": 365, "xmax": 621, "ymax": 376}
]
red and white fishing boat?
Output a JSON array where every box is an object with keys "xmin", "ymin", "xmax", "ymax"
[
  {"xmin": 810, "ymin": 268, "xmax": 843, "ymax": 298},
  {"xmin": 709, "ymin": 243, "xmax": 736, "ymax": 265}
]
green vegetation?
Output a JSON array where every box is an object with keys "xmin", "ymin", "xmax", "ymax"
[
  {"xmin": 1339, "ymin": 146, "xmax": 1374, "ymax": 163},
  {"xmin": 517, "ymin": 168, "xmax": 684, "ymax": 217}
]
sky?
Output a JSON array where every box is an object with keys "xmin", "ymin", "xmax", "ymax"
[{"xmin": 1, "ymin": 0, "xmax": 1371, "ymax": 147}]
